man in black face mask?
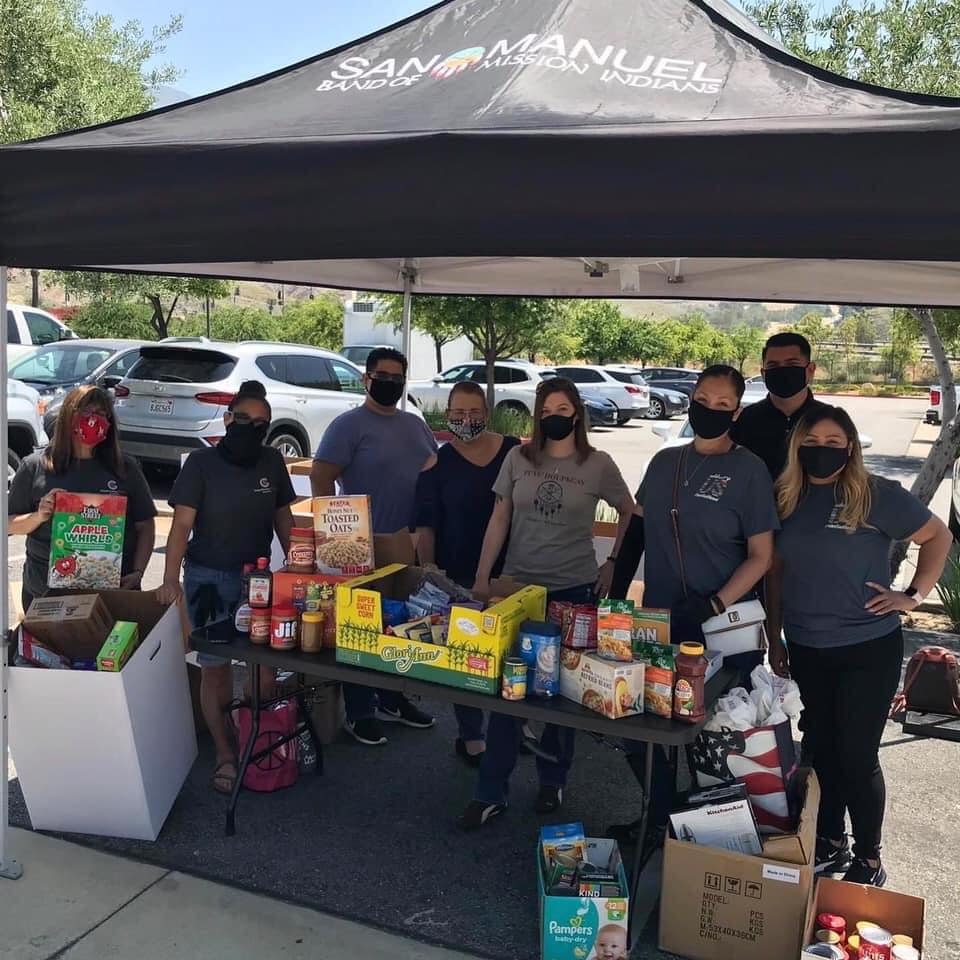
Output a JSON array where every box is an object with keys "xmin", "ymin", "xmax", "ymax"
[
  {"xmin": 312, "ymin": 347, "xmax": 439, "ymax": 747},
  {"xmin": 731, "ymin": 332, "xmax": 830, "ymax": 480}
]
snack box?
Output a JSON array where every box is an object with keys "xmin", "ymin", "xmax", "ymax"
[
  {"xmin": 336, "ymin": 565, "xmax": 546, "ymax": 694},
  {"xmin": 560, "ymin": 649, "xmax": 646, "ymax": 719},
  {"xmin": 632, "ymin": 607, "xmax": 671, "ymax": 648},
  {"xmin": 48, "ymin": 491, "xmax": 127, "ymax": 590},
  {"xmin": 597, "ymin": 600, "xmax": 634, "ymax": 662},
  {"xmin": 24, "ymin": 593, "xmax": 116, "ymax": 660},
  {"xmin": 97, "ymin": 620, "xmax": 140, "ymax": 672},
  {"xmin": 312, "ymin": 495, "xmax": 375, "ymax": 576},
  {"xmin": 18, "ymin": 630, "xmax": 71, "ymax": 670},
  {"xmin": 540, "ymin": 822, "xmax": 587, "ymax": 871}
]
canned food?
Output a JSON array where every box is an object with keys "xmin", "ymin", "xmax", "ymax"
[
  {"xmin": 891, "ymin": 936, "xmax": 914, "ymax": 948},
  {"xmin": 818, "ymin": 914, "xmax": 847, "ymax": 939},
  {"xmin": 803, "ymin": 944, "xmax": 846, "ymax": 959},
  {"xmin": 859, "ymin": 926, "xmax": 892, "ymax": 960},
  {"xmin": 501, "ymin": 657, "xmax": 527, "ymax": 701},
  {"xmin": 857, "ymin": 922, "xmax": 881, "ymax": 936},
  {"xmin": 891, "ymin": 947, "xmax": 918, "ymax": 960},
  {"xmin": 817, "ymin": 930, "xmax": 843, "ymax": 945},
  {"xmin": 847, "ymin": 934, "xmax": 860, "ymax": 956},
  {"xmin": 518, "ymin": 620, "xmax": 561, "ymax": 698}
]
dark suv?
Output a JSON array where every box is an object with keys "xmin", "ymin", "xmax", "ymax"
[{"xmin": 636, "ymin": 367, "xmax": 700, "ymax": 396}]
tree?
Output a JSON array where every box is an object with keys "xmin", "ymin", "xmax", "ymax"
[
  {"xmin": 380, "ymin": 295, "xmax": 462, "ymax": 372},
  {"xmin": 281, "ymin": 295, "xmax": 344, "ymax": 351},
  {"xmin": 728, "ymin": 324, "xmax": 765, "ymax": 373},
  {"xmin": 72, "ymin": 300, "xmax": 157, "ymax": 341},
  {"xmin": 529, "ymin": 309, "xmax": 581, "ymax": 364},
  {"xmin": 791, "ymin": 311, "xmax": 831, "ymax": 360},
  {"xmin": 571, "ymin": 301, "xmax": 638, "ymax": 365},
  {"xmin": 880, "ymin": 310, "xmax": 921, "ymax": 383},
  {"xmin": 628, "ymin": 319, "xmax": 671, "ymax": 367},
  {"xmin": 57, "ymin": 272, "xmax": 231, "ymax": 339}
]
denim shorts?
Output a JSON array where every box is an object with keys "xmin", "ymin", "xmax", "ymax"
[{"xmin": 184, "ymin": 561, "xmax": 242, "ymax": 668}]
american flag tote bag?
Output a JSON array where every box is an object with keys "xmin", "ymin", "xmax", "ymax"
[{"xmin": 691, "ymin": 721, "xmax": 799, "ymax": 833}]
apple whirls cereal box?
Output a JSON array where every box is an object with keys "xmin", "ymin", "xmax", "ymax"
[{"xmin": 48, "ymin": 492, "xmax": 127, "ymax": 589}]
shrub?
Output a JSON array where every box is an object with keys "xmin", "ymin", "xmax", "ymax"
[
  {"xmin": 859, "ymin": 383, "xmax": 878, "ymax": 397},
  {"xmin": 72, "ymin": 301, "xmax": 158, "ymax": 340},
  {"xmin": 935, "ymin": 548, "xmax": 960, "ymax": 631}
]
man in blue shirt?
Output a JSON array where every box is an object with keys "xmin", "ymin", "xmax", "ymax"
[{"xmin": 312, "ymin": 347, "xmax": 438, "ymax": 746}]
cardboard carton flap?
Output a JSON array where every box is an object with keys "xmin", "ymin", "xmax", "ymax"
[{"xmin": 762, "ymin": 768, "xmax": 819, "ymax": 866}]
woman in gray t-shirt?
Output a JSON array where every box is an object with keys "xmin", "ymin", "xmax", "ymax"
[
  {"xmin": 767, "ymin": 405, "xmax": 950, "ymax": 887},
  {"xmin": 459, "ymin": 379, "xmax": 635, "ymax": 829}
]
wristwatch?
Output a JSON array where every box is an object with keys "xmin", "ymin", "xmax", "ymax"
[{"xmin": 904, "ymin": 586, "xmax": 922, "ymax": 603}]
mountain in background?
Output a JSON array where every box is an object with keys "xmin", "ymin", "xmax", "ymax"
[{"xmin": 149, "ymin": 86, "xmax": 191, "ymax": 108}]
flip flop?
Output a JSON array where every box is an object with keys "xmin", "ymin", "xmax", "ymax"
[{"xmin": 212, "ymin": 761, "xmax": 238, "ymax": 795}]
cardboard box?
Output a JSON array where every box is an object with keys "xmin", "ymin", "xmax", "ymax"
[
  {"xmin": 539, "ymin": 838, "xmax": 629, "ymax": 960},
  {"xmin": 632, "ymin": 607, "xmax": 671, "ymax": 648},
  {"xmin": 313, "ymin": 495, "xmax": 375, "ymax": 575},
  {"xmin": 48, "ymin": 491, "xmax": 127, "ymax": 589},
  {"xmin": 336, "ymin": 565, "xmax": 546, "ymax": 694},
  {"xmin": 97, "ymin": 620, "xmax": 140, "ymax": 672},
  {"xmin": 560, "ymin": 650, "xmax": 646, "ymax": 719},
  {"xmin": 24, "ymin": 593, "xmax": 115, "ymax": 660},
  {"xmin": 9, "ymin": 590, "xmax": 197, "ymax": 840},
  {"xmin": 659, "ymin": 769, "xmax": 819, "ymax": 960},
  {"xmin": 801, "ymin": 878, "xmax": 925, "ymax": 958}
]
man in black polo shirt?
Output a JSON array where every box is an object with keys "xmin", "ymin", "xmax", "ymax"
[{"xmin": 732, "ymin": 332, "xmax": 831, "ymax": 479}]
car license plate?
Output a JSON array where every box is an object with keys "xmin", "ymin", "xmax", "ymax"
[{"xmin": 149, "ymin": 398, "xmax": 174, "ymax": 416}]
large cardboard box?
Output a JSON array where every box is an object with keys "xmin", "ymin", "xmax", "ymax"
[
  {"xmin": 9, "ymin": 591, "xmax": 197, "ymax": 841},
  {"xmin": 659, "ymin": 769, "xmax": 819, "ymax": 960},
  {"xmin": 336, "ymin": 565, "xmax": 546, "ymax": 693},
  {"xmin": 23, "ymin": 593, "xmax": 115, "ymax": 660},
  {"xmin": 801, "ymin": 878, "xmax": 925, "ymax": 958}
]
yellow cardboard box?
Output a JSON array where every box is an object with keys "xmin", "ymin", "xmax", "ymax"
[{"xmin": 335, "ymin": 565, "xmax": 546, "ymax": 694}]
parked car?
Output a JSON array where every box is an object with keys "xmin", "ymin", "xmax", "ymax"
[
  {"xmin": 742, "ymin": 376, "xmax": 769, "ymax": 406},
  {"xmin": 408, "ymin": 360, "xmax": 555, "ymax": 415},
  {"xmin": 341, "ymin": 344, "xmax": 396, "ymax": 369},
  {"xmin": 9, "ymin": 339, "xmax": 149, "ymax": 437},
  {"xmin": 7, "ymin": 378, "xmax": 49, "ymax": 489},
  {"xmin": 5, "ymin": 303, "xmax": 76, "ymax": 365},
  {"xmin": 113, "ymin": 341, "xmax": 424, "ymax": 466},
  {"xmin": 636, "ymin": 367, "xmax": 700, "ymax": 397},
  {"xmin": 580, "ymin": 392, "xmax": 619, "ymax": 429},
  {"xmin": 554, "ymin": 365, "xmax": 650, "ymax": 425},
  {"xmin": 603, "ymin": 365, "xmax": 688, "ymax": 420}
]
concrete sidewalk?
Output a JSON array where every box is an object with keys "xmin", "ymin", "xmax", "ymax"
[{"xmin": 1, "ymin": 828, "xmax": 481, "ymax": 960}]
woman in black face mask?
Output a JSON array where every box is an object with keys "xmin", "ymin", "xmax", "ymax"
[
  {"xmin": 766, "ymin": 406, "xmax": 950, "ymax": 887},
  {"xmin": 158, "ymin": 381, "xmax": 296, "ymax": 796}
]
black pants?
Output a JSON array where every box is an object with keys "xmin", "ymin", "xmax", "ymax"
[{"xmin": 788, "ymin": 627, "xmax": 903, "ymax": 859}]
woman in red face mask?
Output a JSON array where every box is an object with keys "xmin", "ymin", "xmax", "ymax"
[{"xmin": 8, "ymin": 384, "xmax": 157, "ymax": 612}]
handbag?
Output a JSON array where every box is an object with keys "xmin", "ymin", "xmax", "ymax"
[
  {"xmin": 891, "ymin": 646, "xmax": 960, "ymax": 717},
  {"xmin": 671, "ymin": 446, "xmax": 768, "ymax": 655},
  {"xmin": 233, "ymin": 699, "xmax": 300, "ymax": 792}
]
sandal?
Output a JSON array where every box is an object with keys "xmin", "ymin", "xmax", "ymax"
[{"xmin": 212, "ymin": 760, "xmax": 238, "ymax": 795}]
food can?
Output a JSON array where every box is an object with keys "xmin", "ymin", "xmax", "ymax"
[
  {"xmin": 857, "ymin": 923, "xmax": 881, "ymax": 936},
  {"xmin": 501, "ymin": 657, "xmax": 527, "ymax": 700},
  {"xmin": 847, "ymin": 934, "xmax": 860, "ymax": 956},
  {"xmin": 803, "ymin": 945, "xmax": 846, "ymax": 959},
  {"xmin": 891, "ymin": 947, "xmax": 919, "ymax": 960},
  {"xmin": 519, "ymin": 620, "xmax": 561, "ymax": 697},
  {"xmin": 817, "ymin": 930, "xmax": 843, "ymax": 945},
  {"xmin": 818, "ymin": 914, "xmax": 847, "ymax": 940},
  {"xmin": 250, "ymin": 610, "xmax": 271, "ymax": 645},
  {"xmin": 859, "ymin": 927, "xmax": 893, "ymax": 960},
  {"xmin": 891, "ymin": 936, "xmax": 914, "ymax": 949}
]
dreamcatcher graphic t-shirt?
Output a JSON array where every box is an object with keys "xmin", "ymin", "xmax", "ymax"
[{"xmin": 493, "ymin": 447, "xmax": 630, "ymax": 591}]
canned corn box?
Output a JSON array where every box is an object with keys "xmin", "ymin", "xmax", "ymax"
[
  {"xmin": 48, "ymin": 492, "xmax": 127, "ymax": 590},
  {"xmin": 312, "ymin": 496, "xmax": 375, "ymax": 576},
  {"xmin": 96, "ymin": 620, "xmax": 140, "ymax": 672}
]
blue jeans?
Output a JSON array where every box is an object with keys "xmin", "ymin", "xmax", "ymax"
[
  {"xmin": 184, "ymin": 562, "xmax": 242, "ymax": 668},
  {"xmin": 455, "ymin": 705, "xmax": 485, "ymax": 742},
  {"xmin": 475, "ymin": 583, "xmax": 596, "ymax": 805}
]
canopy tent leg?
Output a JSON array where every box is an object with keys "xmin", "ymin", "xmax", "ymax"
[
  {"xmin": 399, "ymin": 261, "xmax": 416, "ymax": 411},
  {"xmin": 0, "ymin": 266, "xmax": 22, "ymax": 880}
]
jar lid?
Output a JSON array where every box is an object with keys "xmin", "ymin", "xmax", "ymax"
[
  {"xmin": 301, "ymin": 612, "xmax": 324, "ymax": 622},
  {"xmin": 272, "ymin": 605, "xmax": 297, "ymax": 617},
  {"xmin": 679, "ymin": 642, "xmax": 705, "ymax": 656}
]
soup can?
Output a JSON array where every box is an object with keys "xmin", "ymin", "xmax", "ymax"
[
  {"xmin": 501, "ymin": 658, "xmax": 527, "ymax": 701},
  {"xmin": 803, "ymin": 946, "xmax": 846, "ymax": 960},
  {"xmin": 859, "ymin": 927, "xmax": 893, "ymax": 960}
]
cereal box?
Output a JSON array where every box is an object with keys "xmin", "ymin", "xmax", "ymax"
[
  {"xmin": 48, "ymin": 492, "xmax": 127, "ymax": 589},
  {"xmin": 597, "ymin": 600, "xmax": 634, "ymax": 662},
  {"xmin": 559, "ymin": 650, "xmax": 645, "ymax": 719},
  {"xmin": 312, "ymin": 496, "xmax": 375, "ymax": 576}
]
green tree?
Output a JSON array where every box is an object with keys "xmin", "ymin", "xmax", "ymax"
[
  {"xmin": 380, "ymin": 295, "xmax": 462, "ymax": 372},
  {"xmin": 880, "ymin": 310, "xmax": 922, "ymax": 383},
  {"xmin": 627, "ymin": 318, "xmax": 671, "ymax": 367},
  {"xmin": 530, "ymin": 309, "xmax": 581, "ymax": 364},
  {"xmin": 570, "ymin": 301, "xmax": 636, "ymax": 365},
  {"xmin": 791, "ymin": 311, "xmax": 831, "ymax": 360},
  {"xmin": 281, "ymin": 295, "xmax": 344, "ymax": 351},
  {"xmin": 57, "ymin": 272, "xmax": 231, "ymax": 339},
  {"xmin": 728, "ymin": 324, "xmax": 765, "ymax": 373},
  {"xmin": 195, "ymin": 305, "xmax": 277, "ymax": 342},
  {"xmin": 71, "ymin": 301, "xmax": 157, "ymax": 340}
]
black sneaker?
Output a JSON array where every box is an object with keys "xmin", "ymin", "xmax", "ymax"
[
  {"xmin": 815, "ymin": 835, "xmax": 853, "ymax": 875},
  {"xmin": 843, "ymin": 857, "xmax": 887, "ymax": 887},
  {"xmin": 377, "ymin": 695, "xmax": 436, "ymax": 729},
  {"xmin": 457, "ymin": 800, "xmax": 506, "ymax": 830},
  {"xmin": 535, "ymin": 785, "xmax": 563, "ymax": 814},
  {"xmin": 344, "ymin": 717, "xmax": 388, "ymax": 746}
]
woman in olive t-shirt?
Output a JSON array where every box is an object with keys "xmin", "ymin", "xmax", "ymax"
[{"xmin": 459, "ymin": 378, "xmax": 636, "ymax": 829}]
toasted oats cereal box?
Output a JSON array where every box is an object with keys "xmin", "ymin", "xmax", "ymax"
[
  {"xmin": 312, "ymin": 496, "xmax": 375, "ymax": 576},
  {"xmin": 48, "ymin": 492, "xmax": 127, "ymax": 589}
]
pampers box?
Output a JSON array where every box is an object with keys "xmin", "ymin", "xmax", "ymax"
[{"xmin": 539, "ymin": 838, "xmax": 629, "ymax": 960}]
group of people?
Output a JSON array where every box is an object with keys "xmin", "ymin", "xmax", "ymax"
[{"xmin": 8, "ymin": 334, "xmax": 950, "ymax": 889}]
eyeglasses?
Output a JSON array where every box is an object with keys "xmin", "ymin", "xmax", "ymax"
[
  {"xmin": 370, "ymin": 372, "xmax": 405, "ymax": 384},
  {"xmin": 231, "ymin": 412, "xmax": 270, "ymax": 428}
]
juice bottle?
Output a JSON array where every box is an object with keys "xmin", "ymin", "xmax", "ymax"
[
  {"xmin": 248, "ymin": 557, "xmax": 273, "ymax": 608},
  {"xmin": 673, "ymin": 641, "xmax": 707, "ymax": 724}
]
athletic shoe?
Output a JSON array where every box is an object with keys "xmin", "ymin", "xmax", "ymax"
[
  {"xmin": 344, "ymin": 717, "xmax": 388, "ymax": 746},
  {"xmin": 815, "ymin": 835, "xmax": 853, "ymax": 875},
  {"xmin": 455, "ymin": 738, "xmax": 485, "ymax": 768},
  {"xmin": 843, "ymin": 857, "xmax": 887, "ymax": 887},
  {"xmin": 535, "ymin": 785, "xmax": 564, "ymax": 814},
  {"xmin": 377, "ymin": 695, "xmax": 436, "ymax": 729},
  {"xmin": 457, "ymin": 800, "xmax": 506, "ymax": 830}
]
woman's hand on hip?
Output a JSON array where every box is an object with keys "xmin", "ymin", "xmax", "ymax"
[{"xmin": 865, "ymin": 581, "xmax": 919, "ymax": 615}]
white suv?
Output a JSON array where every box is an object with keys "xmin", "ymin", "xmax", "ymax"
[
  {"xmin": 408, "ymin": 360, "xmax": 554, "ymax": 414},
  {"xmin": 7, "ymin": 378, "xmax": 48, "ymax": 488},
  {"xmin": 113, "ymin": 340, "xmax": 422, "ymax": 466},
  {"xmin": 555, "ymin": 365, "xmax": 650, "ymax": 425}
]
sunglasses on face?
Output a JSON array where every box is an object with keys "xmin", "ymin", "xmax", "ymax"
[
  {"xmin": 369, "ymin": 372, "xmax": 405, "ymax": 384},
  {"xmin": 231, "ymin": 412, "xmax": 270, "ymax": 428}
]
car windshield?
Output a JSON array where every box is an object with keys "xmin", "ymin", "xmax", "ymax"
[{"xmin": 9, "ymin": 344, "xmax": 113, "ymax": 385}]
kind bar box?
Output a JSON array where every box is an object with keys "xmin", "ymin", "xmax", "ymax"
[
  {"xmin": 97, "ymin": 621, "xmax": 140, "ymax": 672},
  {"xmin": 49, "ymin": 492, "xmax": 127, "ymax": 590},
  {"xmin": 312, "ymin": 495, "xmax": 374, "ymax": 576},
  {"xmin": 24, "ymin": 593, "xmax": 115, "ymax": 660},
  {"xmin": 632, "ymin": 607, "xmax": 671, "ymax": 649},
  {"xmin": 660, "ymin": 769, "xmax": 819, "ymax": 960},
  {"xmin": 560, "ymin": 649, "xmax": 645, "ymax": 719}
]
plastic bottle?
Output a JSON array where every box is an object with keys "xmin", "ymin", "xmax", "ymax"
[
  {"xmin": 240, "ymin": 562, "xmax": 255, "ymax": 603},
  {"xmin": 234, "ymin": 603, "xmax": 253, "ymax": 633},
  {"xmin": 248, "ymin": 557, "xmax": 272, "ymax": 608},
  {"xmin": 673, "ymin": 641, "xmax": 707, "ymax": 724}
]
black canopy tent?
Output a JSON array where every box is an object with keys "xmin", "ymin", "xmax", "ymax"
[{"xmin": 3, "ymin": 0, "xmax": 960, "ymax": 880}]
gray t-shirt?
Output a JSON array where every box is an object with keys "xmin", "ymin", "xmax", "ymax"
[
  {"xmin": 776, "ymin": 476, "xmax": 931, "ymax": 648},
  {"xmin": 493, "ymin": 447, "xmax": 630, "ymax": 591},
  {"xmin": 315, "ymin": 405, "xmax": 437, "ymax": 534},
  {"xmin": 639, "ymin": 444, "xmax": 779, "ymax": 610}
]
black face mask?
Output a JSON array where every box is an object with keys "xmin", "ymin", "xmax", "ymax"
[
  {"xmin": 764, "ymin": 365, "xmax": 809, "ymax": 399},
  {"xmin": 541, "ymin": 414, "xmax": 576, "ymax": 442},
  {"xmin": 218, "ymin": 420, "xmax": 269, "ymax": 466},
  {"xmin": 798, "ymin": 444, "xmax": 849, "ymax": 479},
  {"xmin": 368, "ymin": 377, "xmax": 405, "ymax": 408},
  {"xmin": 688, "ymin": 400, "xmax": 735, "ymax": 440}
]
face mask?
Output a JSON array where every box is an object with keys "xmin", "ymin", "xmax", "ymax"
[
  {"xmin": 368, "ymin": 377, "xmax": 405, "ymax": 408},
  {"xmin": 798, "ymin": 444, "xmax": 849, "ymax": 479},
  {"xmin": 218, "ymin": 420, "xmax": 269, "ymax": 466},
  {"xmin": 541, "ymin": 414, "xmax": 576, "ymax": 442},
  {"xmin": 764, "ymin": 364, "xmax": 809, "ymax": 399},
  {"xmin": 73, "ymin": 413, "xmax": 110, "ymax": 447},
  {"xmin": 688, "ymin": 399, "xmax": 735, "ymax": 440},
  {"xmin": 447, "ymin": 417, "xmax": 486, "ymax": 442}
]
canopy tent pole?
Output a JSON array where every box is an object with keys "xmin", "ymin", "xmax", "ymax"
[
  {"xmin": 399, "ymin": 260, "xmax": 416, "ymax": 411},
  {"xmin": 0, "ymin": 265, "xmax": 22, "ymax": 881}
]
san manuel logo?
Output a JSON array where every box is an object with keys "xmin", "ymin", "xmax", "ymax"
[{"xmin": 317, "ymin": 32, "xmax": 727, "ymax": 96}]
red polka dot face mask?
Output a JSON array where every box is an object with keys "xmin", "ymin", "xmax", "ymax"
[{"xmin": 73, "ymin": 413, "xmax": 110, "ymax": 447}]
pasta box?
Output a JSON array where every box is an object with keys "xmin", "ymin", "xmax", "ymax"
[
  {"xmin": 559, "ymin": 650, "xmax": 646, "ymax": 719},
  {"xmin": 336, "ymin": 565, "xmax": 546, "ymax": 693}
]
